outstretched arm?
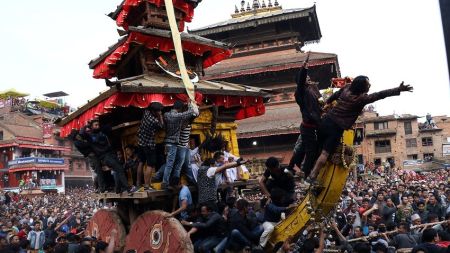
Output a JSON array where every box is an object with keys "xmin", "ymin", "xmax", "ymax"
[
  {"xmin": 294, "ymin": 53, "xmax": 310, "ymax": 103},
  {"xmin": 213, "ymin": 159, "xmax": 249, "ymax": 175},
  {"xmin": 363, "ymin": 82, "xmax": 413, "ymax": 105},
  {"xmin": 317, "ymin": 225, "xmax": 326, "ymax": 253},
  {"xmin": 331, "ymin": 220, "xmax": 347, "ymax": 243},
  {"xmin": 169, "ymin": 198, "xmax": 188, "ymax": 218}
]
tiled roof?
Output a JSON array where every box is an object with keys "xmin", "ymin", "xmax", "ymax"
[
  {"xmin": 118, "ymin": 74, "xmax": 267, "ymax": 97},
  {"xmin": 0, "ymin": 113, "xmax": 43, "ymax": 140},
  {"xmin": 204, "ymin": 50, "xmax": 338, "ymax": 80},
  {"xmin": 190, "ymin": 7, "xmax": 316, "ymax": 37},
  {"xmin": 237, "ymin": 102, "xmax": 301, "ymax": 138},
  {"xmin": 88, "ymin": 27, "xmax": 230, "ymax": 69}
]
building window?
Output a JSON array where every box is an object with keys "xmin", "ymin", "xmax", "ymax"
[
  {"xmin": 357, "ymin": 155, "xmax": 364, "ymax": 164},
  {"xmin": 406, "ymin": 138, "xmax": 417, "ymax": 148},
  {"xmin": 0, "ymin": 131, "xmax": 3, "ymax": 141},
  {"xmin": 354, "ymin": 128, "xmax": 364, "ymax": 145},
  {"xmin": 407, "ymin": 154, "xmax": 418, "ymax": 160},
  {"xmin": 424, "ymin": 153, "xmax": 434, "ymax": 161},
  {"xmin": 375, "ymin": 140, "xmax": 391, "ymax": 154},
  {"xmin": 387, "ymin": 157, "xmax": 395, "ymax": 167},
  {"xmin": 374, "ymin": 121, "xmax": 388, "ymax": 130},
  {"xmin": 404, "ymin": 121, "xmax": 412, "ymax": 135},
  {"xmin": 421, "ymin": 137, "xmax": 433, "ymax": 146},
  {"xmin": 374, "ymin": 158, "xmax": 382, "ymax": 166}
]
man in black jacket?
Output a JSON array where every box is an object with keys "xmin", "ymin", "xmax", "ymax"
[
  {"xmin": 427, "ymin": 195, "xmax": 445, "ymax": 220},
  {"xmin": 288, "ymin": 52, "xmax": 322, "ymax": 178},
  {"xmin": 80, "ymin": 119, "xmax": 129, "ymax": 194},
  {"xmin": 226, "ymin": 199, "xmax": 263, "ymax": 251},
  {"xmin": 182, "ymin": 204, "xmax": 227, "ymax": 253},
  {"xmin": 259, "ymin": 157, "xmax": 295, "ymax": 206},
  {"xmin": 70, "ymin": 128, "xmax": 105, "ymax": 192}
]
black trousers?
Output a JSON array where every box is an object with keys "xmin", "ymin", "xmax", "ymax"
[
  {"xmin": 299, "ymin": 125, "xmax": 319, "ymax": 178},
  {"xmin": 288, "ymin": 134, "xmax": 304, "ymax": 170},
  {"xmin": 88, "ymin": 154, "xmax": 105, "ymax": 191},
  {"xmin": 289, "ymin": 125, "xmax": 319, "ymax": 178},
  {"xmin": 102, "ymin": 153, "xmax": 129, "ymax": 193}
]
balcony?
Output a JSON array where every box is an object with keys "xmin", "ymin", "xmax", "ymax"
[
  {"xmin": 375, "ymin": 146, "xmax": 392, "ymax": 154},
  {"xmin": 365, "ymin": 129, "xmax": 397, "ymax": 138},
  {"xmin": 419, "ymin": 128, "xmax": 442, "ymax": 133}
]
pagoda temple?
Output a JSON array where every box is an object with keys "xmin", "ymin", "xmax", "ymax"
[
  {"xmin": 59, "ymin": 0, "xmax": 267, "ymax": 159},
  {"xmin": 191, "ymin": 1, "xmax": 341, "ymax": 167}
]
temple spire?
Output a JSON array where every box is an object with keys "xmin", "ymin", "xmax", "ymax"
[
  {"xmin": 241, "ymin": 0, "xmax": 246, "ymax": 12},
  {"xmin": 232, "ymin": 0, "xmax": 282, "ymax": 18},
  {"xmin": 253, "ymin": 0, "xmax": 260, "ymax": 9}
]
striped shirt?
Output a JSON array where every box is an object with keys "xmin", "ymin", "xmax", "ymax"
[{"xmin": 178, "ymin": 124, "xmax": 192, "ymax": 147}]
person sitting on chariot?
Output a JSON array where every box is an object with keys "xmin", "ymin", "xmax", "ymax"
[
  {"xmin": 307, "ymin": 77, "xmax": 413, "ymax": 183},
  {"xmin": 181, "ymin": 203, "xmax": 227, "ymax": 253},
  {"xmin": 259, "ymin": 157, "xmax": 295, "ymax": 206}
]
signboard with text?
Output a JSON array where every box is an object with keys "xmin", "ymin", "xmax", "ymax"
[
  {"xmin": 8, "ymin": 157, "xmax": 65, "ymax": 166},
  {"xmin": 40, "ymin": 178, "xmax": 57, "ymax": 190}
]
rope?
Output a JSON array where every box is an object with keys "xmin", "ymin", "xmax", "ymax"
[
  {"xmin": 164, "ymin": 0, "xmax": 197, "ymax": 108},
  {"xmin": 341, "ymin": 144, "xmax": 357, "ymax": 170}
]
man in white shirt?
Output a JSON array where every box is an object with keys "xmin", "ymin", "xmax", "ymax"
[
  {"xmin": 188, "ymin": 139, "xmax": 202, "ymax": 182},
  {"xmin": 223, "ymin": 150, "xmax": 249, "ymax": 182},
  {"xmin": 28, "ymin": 222, "xmax": 45, "ymax": 252}
]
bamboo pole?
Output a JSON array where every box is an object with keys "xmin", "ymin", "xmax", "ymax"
[{"xmin": 347, "ymin": 220, "xmax": 447, "ymax": 243}]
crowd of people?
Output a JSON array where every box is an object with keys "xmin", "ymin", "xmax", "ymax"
[
  {"xmin": 0, "ymin": 188, "xmax": 121, "ymax": 253},
  {"xmin": 1, "ymin": 54, "xmax": 448, "ymax": 253},
  {"xmin": 1, "ymin": 166, "xmax": 449, "ymax": 253}
]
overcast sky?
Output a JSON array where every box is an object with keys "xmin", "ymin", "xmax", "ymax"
[{"xmin": 1, "ymin": 0, "xmax": 449, "ymax": 118}]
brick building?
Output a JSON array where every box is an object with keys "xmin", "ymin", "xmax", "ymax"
[
  {"xmin": 0, "ymin": 102, "xmax": 92, "ymax": 192},
  {"xmin": 354, "ymin": 110, "xmax": 450, "ymax": 169}
]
